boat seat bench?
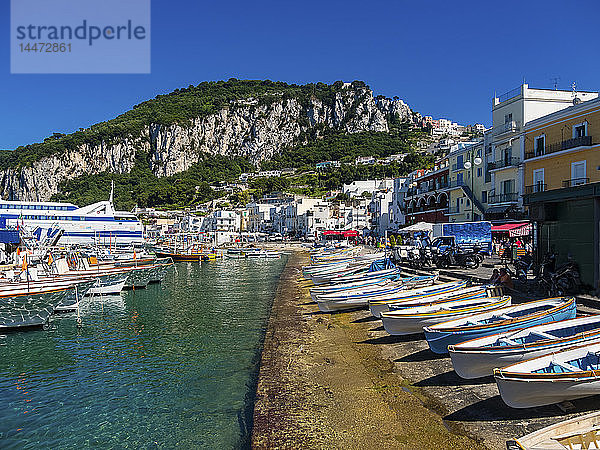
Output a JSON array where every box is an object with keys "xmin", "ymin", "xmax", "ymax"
[
  {"xmin": 552, "ymin": 361, "xmax": 581, "ymax": 372},
  {"xmin": 498, "ymin": 337, "xmax": 518, "ymax": 346},
  {"xmin": 531, "ymin": 330, "xmax": 555, "ymax": 340}
]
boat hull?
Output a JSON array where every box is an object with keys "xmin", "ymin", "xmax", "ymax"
[
  {"xmin": 424, "ymin": 301, "xmax": 576, "ymax": 354},
  {"xmin": 450, "ymin": 333, "xmax": 600, "ymax": 379},
  {"xmin": 495, "ymin": 375, "xmax": 600, "ymax": 409}
]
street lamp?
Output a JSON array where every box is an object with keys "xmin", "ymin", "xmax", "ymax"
[{"xmin": 463, "ymin": 152, "xmax": 482, "ymax": 221}]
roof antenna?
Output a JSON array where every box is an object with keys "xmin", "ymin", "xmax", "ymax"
[{"xmin": 572, "ymin": 82, "xmax": 581, "ymax": 105}]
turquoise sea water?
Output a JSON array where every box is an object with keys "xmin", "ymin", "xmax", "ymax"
[{"xmin": 0, "ymin": 257, "xmax": 287, "ymax": 449}]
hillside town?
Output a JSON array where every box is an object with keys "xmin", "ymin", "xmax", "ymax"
[{"xmin": 139, "ymin": 83, "xmax": 600, "ymax": 292}]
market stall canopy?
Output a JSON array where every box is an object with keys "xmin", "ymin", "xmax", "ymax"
[
  {"xmin": 491, "ymin": 222, "xmax": 532, "ymax": 237},
  {"xmin": 322, "ymin": 230, "xmax": 359, "ymax": 237},
  {"xmin": 400, "ymin": 222, "xmax": 433, "ymax": 233}
]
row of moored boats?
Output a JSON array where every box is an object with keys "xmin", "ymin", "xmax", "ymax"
[
  {"xmin": 305, "ymin": 247, "xmax": 600, "ymax": 412},
  {"xmin": 0, "ymin": 250, "xmax": 174, "ymax": 330}
]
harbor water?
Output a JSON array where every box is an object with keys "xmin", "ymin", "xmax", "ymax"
[{"xmin": 0, "ymin": 257, "xmax": 287, "ymax": 448}]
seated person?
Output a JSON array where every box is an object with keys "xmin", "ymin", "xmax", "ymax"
[
  {"xmin": 497, "ymin": 268, "xmax": 514, "ymax": 290},
  {"xmin": 489, "ymin": 268, "xmax": 500, "ymax": 284}
]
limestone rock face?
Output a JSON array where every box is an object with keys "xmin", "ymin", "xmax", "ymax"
[{"xmin": 0, "ymin": 85, "xmax": 417, "ymax": 201}]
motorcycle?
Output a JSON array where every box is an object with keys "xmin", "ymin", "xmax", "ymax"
[
  {"xmin": 433, "ymin": 245, "xmax": 480, "ymax": 269},
  {"xmin": 535, "ymin": 254, "xmax": 581, "ymax": 297},
  {"xmin": 513, "ymin": 252, "xmax": 534, "ymax": 282}
]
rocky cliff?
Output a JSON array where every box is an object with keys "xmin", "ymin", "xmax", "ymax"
[{"xmin": 0, "ymin": 83, "xmax": 418, "ymax": 201}]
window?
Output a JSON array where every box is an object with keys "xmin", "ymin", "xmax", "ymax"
[
  {"xmin": 533, "ymin": 168, "xmax": 545, "ymax": 193},
  {"xmin": 456, "ymin": 155, "xmax": 464, "ymax": 168},
  {"xmin": 535, "ymin": 135, "xmax": 545, "ymax": 156},
  {"xmin": 573, "ymin": 122, "xmax": 587, "ymax": 138},
  {"xmin": 481, "ymin": 191, "xmax": 487, "ymax": 203},
  {"xmin": 477, "ymin": 167, "xmax": 482, "ymax": 177},
  {"xmin": 457, "ymin": 173, "xmax": 464, "ymax": 184},
  {"xmin": 502, "ymin": 179, "xmax": 515, "ymax": 194},
  {"xmin": 571, "ymin": 161, "xmax": 587, "ymax": 186}
]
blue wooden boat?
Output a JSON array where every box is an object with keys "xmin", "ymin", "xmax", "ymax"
[
  {"xmin": 368, "ymin": 280, "xmax": 468, "ymax": 318},
  {"xmin": 423, "ymin": 297, "xmax": 576, "ymax": 354},
  {"xmin": 495, "ymin": 341, "xmax": 600, "ymax": 408},
  {"xmin": 450, "ymin": 314, "xmax": 600, "ymax": 379}
]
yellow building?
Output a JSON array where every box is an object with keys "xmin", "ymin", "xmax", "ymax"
[
  {"xmin": 523, "ymin": 96, "xmax": 600, "ymax": 291},
  {"xmin": 447, "ymin": 140, "xmax": 490, "ymax": 222},
  {"xmin": 523, "ymin": 97, "xmax": 600, "ymax": 192}
]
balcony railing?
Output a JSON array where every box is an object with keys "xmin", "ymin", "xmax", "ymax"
[
  {"xmin": 562, "ymin": 178, "xmax": 589, "ymax": 188},
  {"xmin": 524, "ymin": 184, "xmax": 547, "ymax": 195},
  {"xmin": 493, "ymin": 120, "xmax": 520, "ymax": 136},
  {"xmin": 447, "ymin": 206, "xmax": 461, "ymax": 214},
  {"xmin": 525, "ymin": 135, "xmax": 593, "ymax": 160},
  {"xmin": 448, "ymin": 180, "xmax": 466, "ymax": 188},
  {"xmin": 488, "ymin": 192, "xmax": 519, "ymax": 203},
  {"xmin": 488, "ymin": 157, "xmax": 520, "ymax": 170},
  {"xmin": 497, "ymin": 87, "xmax": 521, "ymax": 103}
]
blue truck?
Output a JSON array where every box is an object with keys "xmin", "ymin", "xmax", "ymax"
[{"xmin": 431, "ymin": 221, "xmax": 492, "ymax": 254}]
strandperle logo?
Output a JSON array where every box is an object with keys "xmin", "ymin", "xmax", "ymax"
[
  {"xmin": 11, "ymin": 0, "xmax": 151, "ymax": 74},
  {"xmin": 15, "ymin": 20, "xmax": 148, "ymax": 46}
]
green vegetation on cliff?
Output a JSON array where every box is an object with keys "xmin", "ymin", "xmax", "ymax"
[
  {"xmin": 262, "ymin": 122, "xmax": 426, "ymax": 170},
  {"xmin": 2, "ymin": 79, "xmax": 360, "ymax": 170},
  {"xmin": 251, "ymin": 151, "xmax": 433, "ymax": 198},
  {"xmin": 51, "ymin": 152, "xmax": 253, "ymax": 210}
]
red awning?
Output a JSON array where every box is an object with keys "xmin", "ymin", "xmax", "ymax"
[
  {"xmin": 491, "ymin": 222, "xmax": 532, "ymax": 237},
  {"xmin": 322, "ymin": 230, "xmax": 359, "ymax": 237}
]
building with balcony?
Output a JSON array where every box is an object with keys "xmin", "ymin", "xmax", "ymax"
[
  {"xmin": 404, "ymin": 157, "xmax": 450, "ymax": 224},
  {"xmin": 447, "ymin": 140, "xmax": 491, "ymax": 222},
  {"xmin": 369, "ymin": 189, "xmax": 394, "ymax": 237},
  {"xmin": 330, "ymin": 200, "xmax": 370, "ymax": 233},
  {"xmin": 523, "ymin": 96, "xmax": 600, "ymax": 291},
  {"xmin": 488, "ymin": 84, "xmax": 597, "ymax": 220},
  {"xmin": 247, "ymin": 203, "xmax": 273, "ymax": 232},
  {"xmin": 389, "ymin": 177, "xmax": 410, "ymax": 230},
  {"xmin": 342, "ymin": 179, "xmax": 394, "ymax": 198}
]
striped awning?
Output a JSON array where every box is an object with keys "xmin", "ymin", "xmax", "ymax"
[{"xmin": 491, "ymin": 222, "xmax": 532, "ymax": 237}]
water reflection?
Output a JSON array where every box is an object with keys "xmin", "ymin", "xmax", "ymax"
[{"xmin": 0, "ymin": 257, "xmax": 286, "ymax": 448}]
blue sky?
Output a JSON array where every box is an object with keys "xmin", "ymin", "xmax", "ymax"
[{"xmin": 1, "ymin": 0, "xmax": 598, "ymax": 150}]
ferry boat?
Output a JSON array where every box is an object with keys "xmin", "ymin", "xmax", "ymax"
[{"xmin": 0, "ymin": 199, "xmax": 144, "ymax": 247}]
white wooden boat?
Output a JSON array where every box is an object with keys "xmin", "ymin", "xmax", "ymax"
[
  {"xmin": 316, "ymin": 276, "xmax": 439, "ymax": 313},
  {"xmin": 495, "ymin": 341, "xmax": 600, "ymax": 408},
  {"xmin": 309, "ymin": 277, "xmax": 393, "ymax": 301},
  {"xmin": 507, "ymin": 410, "xmax": 600, "ymax": 449},
  {"xmin": 387, "ymin": 285, "xmax": 503, "ymax": 310},
  {"xmin": 87, "ymin": 276, "xmax": 128, "ymax": 296},
  {"xmin": 450, "ymin": 315, "xmax": 600, "ymax": 379},
  {"xmin": 329, "ymin": 267, "xmax": 400, "ymax": 285},
  {"xmin": 381, "ymin": 296, "xmax": 511, "ymax": 335},
  {"xmin": 368, "ymin": 280, "xmax": 468, "ymax": 318},
  {"xmin": 424, "ymin": 297, "xmax": 577, "ymax": 354}
]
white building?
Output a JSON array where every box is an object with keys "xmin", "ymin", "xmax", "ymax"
[
  {"xmin": 355, "ymin": 156, "xmax": 376, "ymax": 165},
  {"xmin": 247, "ymin": 203, "xmax": 272, "ymax": 232},
  {"xmin": 369, "ymin": 189, "xmax": 394, "ymax": 237},
  {"xmin": 331, "ymin": 200, "xmax": 370, "ymax": 233},
  {"xmin": 201, "ymin": 210, "xmax": 240, "ymax": 233},
  {"xmin": 343, "ymin": 179, "xmax": 394, "ymax": 198},
  {"xmin": 257, "ymin": 170, "xmax": 282, "ymax": 178},
  {"xmin": 299, "ymin": 202, "xmax": 330, "ymax": 238},
  {"xmin": 487, "ymin": 84, "xmax": 598, "ymax": 220},
  {"xmin": 389, "ymin": 177, "xmax": 410, "ymax": 231}
]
